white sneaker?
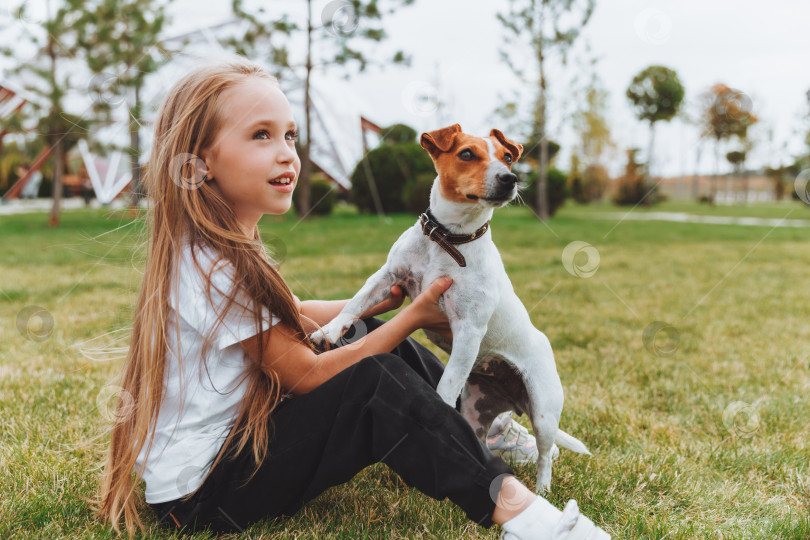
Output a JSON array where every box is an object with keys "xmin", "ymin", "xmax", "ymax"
[
  {"xmin": 500, "ymin": 498, "xmax": 611, "ymax": 540},
  {"xmin": 486, "ymin": 411, "xmax": 539, "ymax": 464}
]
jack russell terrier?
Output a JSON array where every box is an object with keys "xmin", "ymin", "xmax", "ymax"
[{"xmin": 310, "ymin": 124, "xmax": 590, "ymax": 492}]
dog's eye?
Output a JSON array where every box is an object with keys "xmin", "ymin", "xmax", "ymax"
[
  {"xmin": 458, "ymin": 149, "xmax": 476, "ymax": 161},
  {"xmin": 503, "ymin": 153, "xmax": 512, "ymax": 165}
]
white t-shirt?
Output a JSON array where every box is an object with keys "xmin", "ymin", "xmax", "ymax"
[{"xmin": 135, "ymin": 238, "xmax": 280, "ymax": 504}]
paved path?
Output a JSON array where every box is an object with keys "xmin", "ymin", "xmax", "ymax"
[
  {"xmin": 0, "ymin": 198, "xmax": 139, "ymax": 216},
  {"xmin": 578, "ymin": 211, "xmax": 810, "ymax": 228}
]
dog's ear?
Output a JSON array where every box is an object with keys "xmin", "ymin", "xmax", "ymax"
[
  {"xmin": 420, "ymin": 124, "xmax": 462, "ymax": 158},
  {"xmin": 490, "ymin": 129, "xmax": 523, "ymax": 164}
]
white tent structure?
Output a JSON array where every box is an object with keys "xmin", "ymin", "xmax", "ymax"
[
  {"xmin": 0, "ymin": 81, "xmax": 30, "ymax": 120},
  {"xmin": 152, "ymin": 17, "xmax": 382, "ymax": 191},
  {"xmin": 0, "ymin": 80, "xmax": 50, "ymax": 201},
  {"xmin": 282, "ymin": 76, "xmax": 381, "ymax": 190},
  {"xmin": 2, "ymin": 13, "xmax": 382, "ymax": 205}
]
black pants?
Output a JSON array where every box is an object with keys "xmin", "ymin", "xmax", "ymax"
[{"xmin": 149, "ymin": 317, "xmax": 514, "ymax": 534}]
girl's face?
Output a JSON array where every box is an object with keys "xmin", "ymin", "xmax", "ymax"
[{"xmin": 202, "ymin": 77, "xmax": 301, "ymax": 236}]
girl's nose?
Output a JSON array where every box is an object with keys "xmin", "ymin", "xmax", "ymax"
[{"xmin": 278, "ymin": 141, "xmax": 298, "ymax": 163}]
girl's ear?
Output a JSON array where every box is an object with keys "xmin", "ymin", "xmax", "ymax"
[{"xmin": 196, "ymin": 151, "xmax": 213, "ymax": 181}]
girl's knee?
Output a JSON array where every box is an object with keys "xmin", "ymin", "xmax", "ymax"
[
  {"xmin": 355, "ymin": 354, "xmax": 422, "ymax": 393},
  {"xmin": 357, "ymin": 353, "xmax": 408, "ymax": 377}
]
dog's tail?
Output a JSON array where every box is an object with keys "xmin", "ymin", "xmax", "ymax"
[{"xmin": 555, "ymin": 430, "xmax": 591, "ymax": 455}]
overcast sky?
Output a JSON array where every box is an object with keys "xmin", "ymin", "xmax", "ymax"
[
  {"xmin": 4, "ymin": 0, "xmax": 810, "ymax": 178},
  {"xmin": 333, "ymin": 0, "xmax": 810, "ymax": 177}
]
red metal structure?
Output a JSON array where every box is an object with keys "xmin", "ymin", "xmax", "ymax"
[{"xmin": 0, "ymin": 82, "xmax": 50, "ymax": 201}]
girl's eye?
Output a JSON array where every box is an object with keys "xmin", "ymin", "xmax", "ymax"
[
  {"xmin": 285, "ymin": 130, "xmax": 298, "ymax": 141},
  {"xmin": 253, "ymin": 129, "xmax": 270, "ymax": 140}
]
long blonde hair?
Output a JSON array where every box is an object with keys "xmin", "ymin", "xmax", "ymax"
[{"xmin": 91, "ymin": 56, "xmax": 311, "ymax": 535}]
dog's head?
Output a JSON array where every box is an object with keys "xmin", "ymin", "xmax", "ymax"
[{"xmin": 420, "ymin": 124, "xmax": 523, "ymax": 208}]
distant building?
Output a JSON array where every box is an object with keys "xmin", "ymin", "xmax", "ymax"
[{"xmin": 650, "ymin": 175, "xmax": 779, "ymax": 203}]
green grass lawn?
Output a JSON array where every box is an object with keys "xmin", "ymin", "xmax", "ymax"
[{"xmin": 1, "ymin": 199, "xmax": 809, "ymax": 539}]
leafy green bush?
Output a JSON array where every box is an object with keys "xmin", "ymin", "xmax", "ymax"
[
  {"xmin": 402, "ymin": 171, "xmax": 436, "ymax": 215},
  {"xmin": 614, "ymin": 176, "xmax": 652, "ymax": 206},
  {"xmin": 351, "ymin": 142, "xmax": 435, "ymax": 214},
  {"xmin": 613, "ymin": 149, "xmax": 659, "ymax": 206},
  {"xmin": 571, "ymin": 164, "xmax": 609, "ymax": 204},
  {"xmin": 295, "ymin": 174, "xmax": 335, "ymax": 216},
  {"xmin": 521, "ymin": 168, "xmax": 569, "ymax": 217},
  {"xmin": 382, "ymin": 123, "xmax": 418, "ymax": 144}
]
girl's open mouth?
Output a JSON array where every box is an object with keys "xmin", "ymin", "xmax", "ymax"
[{"xmin": 268, "ymin": 175, "xmax": 295, "ymax": 192}]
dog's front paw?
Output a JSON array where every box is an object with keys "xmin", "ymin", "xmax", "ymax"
[
  {"xmin": 310, "ymin": 317, "xmax": 354, "ymax": 347},
  {"xmin": 309, "ymin": 328, "xmax": 328, "ymax": 347}
]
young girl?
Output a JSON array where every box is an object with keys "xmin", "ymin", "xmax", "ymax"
[{"xmin": 92, "ymin": 56, "xmax": 609, "ymax": 540}]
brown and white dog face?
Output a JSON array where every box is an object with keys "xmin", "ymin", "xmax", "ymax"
[{"xmin": 420, "ymin": 124, "xmax": 524, "ymax": 208}]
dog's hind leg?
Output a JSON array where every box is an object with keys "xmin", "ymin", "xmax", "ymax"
[
  {"xmin": 520, "ymin": 345, "xmax": 565, "ymax": 493},
  {"xmin": 525, "ymin": 398, "xmax": 560, "ymax": 493}
]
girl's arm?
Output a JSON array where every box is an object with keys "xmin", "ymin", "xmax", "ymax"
[
  {"xmin": 298, "ymin": 286, "xmax": 406, "ymax": 333},
  {"xmin": 241, "ymin": 278, "xmax": 451, "ymax": 396},
  {"xmin": 299, "ymin": 299, "xmax": 347, "ymax": 332}
]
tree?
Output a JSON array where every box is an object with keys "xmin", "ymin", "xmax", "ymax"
[
  {"xmin": 802, "ymin": 88, "xmax": 810, "ymax": 169},
  {"xmin": 725, "ymin": 149, "xmax": 747, "ymax": 203},
  {"xmin": 571, "ymin": 156, "xmax": 608, "ymax": 204},
  {"xmin": 626, "ymin": 65, "xmax": 684, "ymax": 201},
  {"xmin": 497, "ymin": 0, "xmax": 595, "ymax": 221},
  {"xmin": 224, "ymin": 0, "xmax": 413, "ymax": 219},
  {"xmin": 522, "ymin": 167, "xmax": 569, "ymax": 217},
  {"xmin": 765, "ymin": 164, "xmax": 792, "ymax": 201},
  {"xmin": 614, "ymin": 148, "xmax": 652, "ymax": 206},
  {"xmin": 699, "ymin": 84, "xmax": 757, "ymax": 204},
  {"xmin": 569, "ymin": 55, "xmax": 615, "ymax": 203},
  {"xmin": 70, "ymin": 0, "xmax": 172, "ymax": 212},
  {"xmin": 0, "ymin": 2, "xmax": 88, "ymax": 226},
  {"xmin": 574, "ymin": 78, "xmax": 614, "ymax": 166}
]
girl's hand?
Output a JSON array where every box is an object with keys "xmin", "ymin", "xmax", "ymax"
[
  {"xmin": 409, "ymin": 276, "xmax": 453, "ymax": 339},
  {"xmin": 360, "ymin": 285, "xmax": 406, "ymax": 319},
  {"xmin": 292, "ymin": 293, "xmax": 302, "ymax": 313}
]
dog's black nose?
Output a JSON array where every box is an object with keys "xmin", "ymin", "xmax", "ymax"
[{"xmin": 496, "ymin": 172, "xmax": 518, "ymax": 186}]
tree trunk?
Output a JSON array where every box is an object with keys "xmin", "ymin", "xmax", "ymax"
[
  {"xmin": 47, "ymin": 29, "xmax": 61, "ymax": 227},
  {"xmin": 645, "ymin": 120, "xmax": 655, "ymax": 207},
  {"xmin": 297, "ymin": 0, "xmax": 313, "ymax": 218},
  {"xmin": 49, "ymin": 138, "xmax": 63, "ymax": 227},
  {"xmin": 692, "ymin": 145, "xmax": 701, "ymax": 201},
  {"xmin": 725, "ymin": 170, "xmax": 733, "ymax": 203},
  {"xmin": 535, "ymin": 26, "xmax": 548, "ymax": 222},
  {"xmin": 774, "ymin": 168, "xmax": 785, "ymax": 200},
  {"xmin": 648, "ymin": 121, "xmax": 655, "ymax": 180},
  {"xmin": 710, "ymin": 137, "xmax": 719, "ymax": 206},
  {"xmin": 129, "ymin": 82, "xmax": 143, "ymax": 212},
  {"xmin": 741, "ymin": 161, "xmax": 749, "ymax": 205}
]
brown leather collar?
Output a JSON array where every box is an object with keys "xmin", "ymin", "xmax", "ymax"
[{"xmin": 419, "ymin": 208, "xmax": 490, "ymax": 267}]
